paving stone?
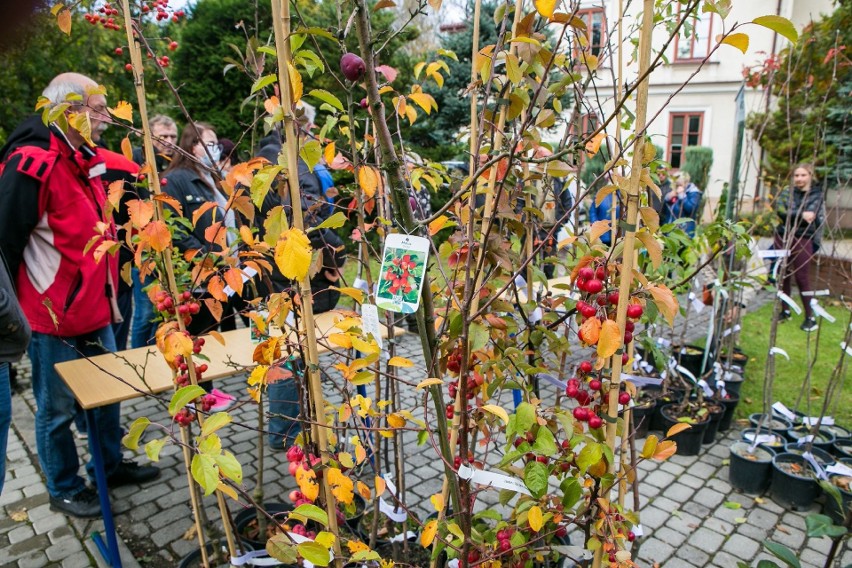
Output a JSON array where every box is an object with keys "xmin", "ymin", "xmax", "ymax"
[
  {"xmin": 711, "ymin": 550, "xmax": 742, "ymax": 567},
  {"xmin": 686, "ymin": 461, "xmax": 717, "ymax": 479},
  {"xmin": 681, "ymin": 501, "xmax": 711, "ymax": 518},
  {"xmin": 799, "ymin": 547, "xmax": 829, "ymax": 566},
  {"xmin": 17, "ymin": 551, "xmax": 50, "ymax": 568},
  {"xmin": 48, "ymin": 524, "xmax": 73, "ymax": 544},
  {"xmin": 667, "ymin": 511, "xmax": 703, "ymax": 535},
  {"xmin": 659, "ymin": 461, "xmax": 686, "ymax": 477},
  {"xmin": 7, "ymin": 523, "xmax": 34, "ymax": 544},
  {"xmin": 637, "ymin": 506, "xmax": 670, "ymax": 530},
  {"xmin": 653, "ymin": 526, "xmax": 687, "ymax": 547},
  {"xmin": 650, "ymin": 496, "xmax": 681, "ymax": 514},
  {"xmin": 803, "ymin": 536, "xmax": 832, "ymax": 554},
  {"xmin": 0, "ymin": 488, "xmax": 23, "ymax": 507},
  {"xmin": 674, "ymin": 543, "xmax": 710, "ymax": 566},
  {"xmin": 644, "ymin": 470, "xmax": 676, "ymax": 489},
  {"xmin": 22, "ymin": 483, "xmax": 46, "ymax": 498},
  {"xmin": 678, "ymin": 474, "xmax": 704, "ymax": 489},
  {"xmin": 693, "ymin": 487, "xmax": 726, "ymax": 509},
  {"xmin": 33, "ymin": 513, "xmax": 68, "ymax": 535},
  {"xmin": 662, "ymin": 483, "xmax": 696, "ymax": 503},
  {"xmin": 45, "ymin": 536, "xmax": 84, "ymax": 561},
  {"xmin": 25, "ymin": 503, "xmax": 53, "ymax": 523},
  {"xmin": 60, "ymin": 550, "xmax": 94, "ymax": 568},
  {"xmin": 690, "ymin": 527, "xmax": 725, "ymax": 554},
  {"xmin": 637, "ymin": 537, "xmax": 675, "ymax": 565},
  {"xmin": 722, "ymin": 534, "xmax": 760, "ymax": 560},
  {"xmin": 705, "ymin": 477, "xmax": 732, "ymax": 494},
  {"xmin": 769, "ymin": 527, "xmax": 805, "ymax": 549}
]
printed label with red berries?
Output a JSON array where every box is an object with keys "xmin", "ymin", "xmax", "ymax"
[{"xmin": 376, "ymin": 234, "xmax": 429, "ymax": 314}]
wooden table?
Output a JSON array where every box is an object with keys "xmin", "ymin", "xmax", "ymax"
[{"xmin": 54, "ymin": 310, "xmax": 405, "ymax": 567}]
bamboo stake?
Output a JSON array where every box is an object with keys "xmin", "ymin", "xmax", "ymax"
[
  {"xmin": 593, "ymin": 0, "xmax": 654, "ymax": 565},
  {"xmin": 270, "ymin": 0, "xmax": 342, "ymax": 561},
  {"xmin": 119, "ymin": 3, "xmax": 239, "ymax": 563}
]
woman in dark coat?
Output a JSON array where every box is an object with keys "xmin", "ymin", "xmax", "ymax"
[{"xmin": 774, "ymin": 163, "xmax": 825, "ymax": 332}]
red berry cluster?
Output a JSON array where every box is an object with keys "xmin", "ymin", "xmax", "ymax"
[
  {"xmin": 575, "ymin": 263, "xmax": 644, "ymax": 349},
  {"xmin": 285, "ymin": 446, "xmax": 322, "ymax": 483},
  {"xmin": 84, "ymin": 4, "xmax": 121, "ymax": 30},
  {"xmin": 492, "ymin": 528, "xmax": 531, "ymax": 565},
  {"xmin": 513, "ymin": 434, "xmax": 575, "ymax": 473},
  {"xmin": 141, "ymin": 0, "xmax": 185, "ymax": 23},
  {"xmin": 174, "ymin": 407, "xmax": 195, "ymax": 426},
  {"xmin": 288, "ymin": 522, "xmax": 317, "ymax": 540},
  {"xmin": 565, "ymin": 359, "xmax": 632, "ymax": 431},
  {"xmin": 173, "ymin": 350, "xmax": 207, "ymax": 387},
  {"xmin": 154, "ymin": 290, "xmax": 200, "ymax": 325}
]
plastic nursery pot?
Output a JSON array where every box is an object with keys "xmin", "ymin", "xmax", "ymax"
[
  {"xmin": 650, "ymin": 389, "xmax": 686, "ymax": 433},
  {"xmin": 358, "ymin": 508, "xmax": 419, "ymax": 548},
  {"xmin": 233, "ymin": 502, "xmax": 293, "ymax": 551},
  {"xmin": 178, "ymin": 540, "xmax": 254, "ymax": 568},
  {"xmin": 770, "ymin": 453, "xmax": 820, "ymax": 510},
  {"xmin": 749, "ymin": 413, "xmax": 793, "ymax": 435},
  {"xmin": 631, "ymin": 399, "xmax": 657, "ymax": 439},
  {"xmin": 824, "ymin": 424, "xmax": 851, "ymax": 442},
  {"xmin": 674, "ymin": 344, "xmax": 709, "ymax": 379},
  {"xmin": 786, "ymin": 425, "xmax": 836, "ymax": 451},
  {"xmin": 729, "ymin": 441, "xmax": 776, "ymax": 494},
  {"xmin": 782, "ymin": 443, "xmax": 836, "ymax": 468},
  {"xmin": 721, "ymin": 374, "xmax": 745, "ymax": 397},
  {"xmin": 833, "ymin": 439, "xmax": 852, "ymax": 459},
  {"xmin": 716, "ymin": 394, "xmax": 740, "ymax": 433},
  {"xmin": 740, "ymin": 428, "xmax": 787, "ymax": 453},
  {"xmin": 660, "ymin": 404, "xmax": 710, "ymax": 457},
  {"xmin": 824, "ymin": 474, "xmax": 852, "ymax": 525},
  {"xmin": 702, "ymin": 404, "xmax": 725, "ymax": 445},
  {"xmin": 532, "ymin": 532, "xmax": 573, "ymax": 568}
]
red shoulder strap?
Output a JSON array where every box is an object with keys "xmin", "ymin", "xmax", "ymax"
[{"xmin": 9, "ymin": 146, "xmax": 57, "ymax": 183}]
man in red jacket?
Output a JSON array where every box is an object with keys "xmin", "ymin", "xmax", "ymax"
[{"xmin": 0, "ymin": 73, "xmax": 158, "ymax": 518}]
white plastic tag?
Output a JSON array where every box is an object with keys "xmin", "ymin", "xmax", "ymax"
[
  {"xmin": 759, "ymin": 249, "xmax": 789, "ymax": 259},
  {"xmin": 675, "ymin": 365, "xmax": 698, "ymax": 384},
  {"xmin": 697, "ymin": 379, "xmax": 714, "ymax": 397},
  {"xmin": 623, "ymin": 373, "xmax": 664, "ymax": 387},
  {"xmin": 457, "ymin": 464, "xmax": 532, "ymax": 496},
  {"xmin": 230, "ymin": 550, "xmax": 289, "ymax": 566},
  {"xmin": 801, "ymin": 289, "xmax": 830, "ymax": 297},
  {"xmin": 844, "ymin": 342, "xmax": 852, "ymax": 357},
  {"xmin": 224, "ymin": 267, "xmax": 259, "ymax": 297},
  {"xmin": 827, "ymin": 462, "xmax": 852, "ymax": 476},
  {"xmin": 514, "ymin": 275, "xmax": 527, "ymax": 289},
  {"xmin": 801, "ymin": 452, "xmax": 828, "ymax": 480},
  {"xmin": 361, "ymin": 304, "xmax": 383, "ymax": 350},
  {"xmin": 777, "ymin": 291, "xmax": 802, "ymax": 314},
  {"xmin": 379, "ymin": 497, "xmax": 409, "ymax": 522},
  {"xmin": 529, "ymin": 306, "xmax": 543, "ymax": 324},
  {"xmin": 796, "ymin": 435, "xmax": 815, "ymax": 445},
  {"xmin": 353, "ymin": 277, "xmax": 370, "ymax": 293},
  {"xmin": 772, "ymin": 402, "xmax": 797, "ymax": 421},
  {"xmin": 802, "ymin": 416, "xmax": 834, "ymax": 426},
  {"xmin": 743, "ymin": 432, "xmax": 778, "ymax": 445},
  {"xmin": 722, "ymin": 324, "xmax": 741, "ymax": 338},
  {"xmin": 538, "ymin": 373, "xmax": 568, "ymax": 390},
  {"xmin": 810, "ymin": 300, "xmax": 836, "ymax": 323},
  {"xmin": 769, "ymin": 347, "xmax": 790, "ymax": 360},
  {"xmin": 632, "ymin": 524, "xmax": 644, "ymax": 537}
]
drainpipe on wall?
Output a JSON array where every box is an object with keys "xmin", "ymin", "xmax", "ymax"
[{"xmin": 754, "ymin": 0, "xmax": 784, "ymax": 203}]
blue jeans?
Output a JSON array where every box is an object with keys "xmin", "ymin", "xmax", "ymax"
[
  {"xmin": 267, "ymin": 360, "xmax": 301, "ymax": 449},
  {"xmin": 112, "ymin": 287, "xmax": 133, "ymax": 351},
  {"xmin": 29, "ymin": 327, "xmax": 122, "ymax": 497},
  {"xmin": 130, "ymin": 268, "xmax": 156, "ymax": 349},
  {"xmin": 0, "ymin": 363, "xmax": 11, "ymax": 494}
]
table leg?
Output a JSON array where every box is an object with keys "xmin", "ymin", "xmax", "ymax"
[{"xmin": 86, "ymin": 409, "xmax": 123, "ymax": 568}]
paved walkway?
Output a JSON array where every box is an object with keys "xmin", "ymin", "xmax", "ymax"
[{"xmin": 1, "ymin": 290, "xmax": 850, "ymax": 567}]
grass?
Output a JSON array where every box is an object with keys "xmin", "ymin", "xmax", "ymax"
[{"xmin": 737, "ymin": 302, "xmax": 852, "ymax": 427}]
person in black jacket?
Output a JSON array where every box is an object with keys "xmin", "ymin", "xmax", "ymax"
[
  {"xmin": 774, "ymin": 163, "xmax": 825, "ymax": 332},
  {"xmin": 0, "ymin": 248, "xmax": 30, "ymax": 494}
]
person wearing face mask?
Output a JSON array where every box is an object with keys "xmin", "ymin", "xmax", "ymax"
[{"xmin": 161, "ymin": 122, "xmax": 237, "ymax": 409}]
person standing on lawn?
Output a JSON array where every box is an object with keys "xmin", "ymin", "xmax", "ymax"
[
  {"xmin": 0, "ymin": 73, "xmax": 159, "ymax": 517},
  {"xmin": 774, "ymin": 163, "xmax": 825, "ymax": 332}
]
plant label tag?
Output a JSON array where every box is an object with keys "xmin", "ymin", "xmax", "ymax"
[
  {"xmin": 675, "ymin": 365, "xmax": 698, "ymax": 384},
  {"xmin": 769, "ymin": 347, "xmax": 790, "ymax": 361},
  {"xmin": 223, "ymin": 266, "xmax": 259, "ymax": 297},
  {"xmin": 376, "ymin": 234, "xmax": 429, "ymax": 314},
  {"xmin": 758, "ymin": 249, "xmax": 789, "ymax": 259},
  {"xmin": 776, "ymin": 291, "xmax": 802, "ymax": 314},
  {"xmin": 361, "ymin": 304, "xmax": 383, "ymax": 350},
  {"xmin": 803, "ymin": 416, "xmax": 834, "ymax": 426},
  {"xmin": 538, "ymin": 373, "xmax": 568, "ymax": 390},
  {"xmin": 697, "ymin": 379, "xmax": 714, "ymax": 397},
  {"xmin": 623, "ymin": 373, "xmax": 664, "ymax": 387},
  {"xmin": 844, "ymin": 342, "xmax": 852, "ymax": 357},
  {"xmin": 457, "ymin": 464, "xmax": 532, "ymax": 496},
  {"xmin": 802, "ymin": 289, "xmax": 830, "ymax": 296},
  {"xmin": 801, "ymin": 452, "xmax": 828, "ymax": 480},
  {"xmin": 722, "ymin": 324, "xmax": 741, "ymax": 338},
  {"xmin": 529, "ymin": 306, "xmax": 543, "ymax": 324},
  {"xmin": 827, "ymin": 463, "xmax": 852, "ymax": 476},
  {"xmin": 353, "ymin": 277, "xmax": 370, "ymax": 293},
  {"xmin": 771, "ymin": 402, "xmax": 797, "ymax": 421},
  {"xmin": 632, "ymin": 524, "xmax": 644, "ymax": 537},
  {"xmin": 379, "ymin": 497, "xmax": 408, "ymax": 522},
  {"xmin": 810, "ymin": 300, "xmax": 836, "ymax": 322},
  {"xmin": 688, "ymin": 292, "xmax": 705, "ymax": 313}
]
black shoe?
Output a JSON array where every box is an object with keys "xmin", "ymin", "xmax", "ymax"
[
  {"xmin": 800, "ymin": 318, "xmax": 818, "ymax": 332},
  {"xmin": 49, "ymin": 487, "xmax": 101, "ymax": 518},
  {"xmin": 107, "ymin": 459, "xmax": 160, "ymax": 488},
  {"xmin": 779, "ymin": 310, "xmax": 792, "ymax": 321}
]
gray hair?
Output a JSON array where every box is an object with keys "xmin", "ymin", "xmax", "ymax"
[
  {"xmin": 41, "ymin": 80, "xmax": 87, "ymax": 107},
  {"xmin": 149, "ymin": 114, "xmax": 177, "ymax": 130}
]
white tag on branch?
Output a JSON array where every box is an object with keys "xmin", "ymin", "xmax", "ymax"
[
  {"xmin": 529, "ymin": 307, "xmax": 543, "ymax": 324},
  {"xmin": 769, "ymin": 347, "xmax": 790, "ymax": 361},
  {"xmin": 457, "ymin": 464, "xmax": 532, "ymax": 496},
  {"xmin": 623, "ymin": 373, "xmax": 664, "ymax": 387},
  {"xmin": 827, "ymin": 462, "xmax": 852, "ymax": 476},
  {"xmin": 722, "ymin": 324, "xmax": 741, "ymax": 338},
  {"xmin": 675, "ymin": 365, "xmax": 698, "ymax": 384},
  {"xmin": 777, "ymin": 291, "xmax": 802, "ymax": 314},
  {"xmin": 230, "ymin": 550, "xmax": 287, "ymax": 567},
  {"xmin": 801, "ymin": 452, "xmax": 828, "ymax": 480},
  {"xmin": 803, "ymin": 416, "xmax": 834, "ymax": 426},
  {"xmin": 447, "ymin": 560, "xmax": 461, "ymax": 568},
  {"xmin": 802, "ymin": 289, "xmax": 830, "ymax": 297},
  {"xmin": 379, "ymin": 497, "xmax": 409, "ymax": 522},
  {"xmin": 715, "ymin": 380, "xmax": 727, "ymax": 398},
  {"xmin": 353, "ymin": 277, "xmax": 370, "ymax": 293},
  {"xmin": 538, "ymin": 373, "xmax": 568, "ymax": 390},
  {"xmin": 772, "ymin": 402, "xmax": 797, "ymax": 421},
  {"xmin": 697, "ymin": 380, "xmax": 714, "ymax": 397},
  {"xmin": 844, "ymin": 342, "xmax": 852, "ymax": 358},
  {"xmin": 632, "ymin": 524, "xmax": 644, "ymax": 537},
  {"xmin": 810, "ymin": 300, "xmax": 836, "ymax": 323},
  {"xmin": 361, "ymin": 303, "xmax": 383, "ymax": 350},
  {"xmin": 758, "ymin": 249, "xmax": 789, "ymax": 259},
  {"xmin": 514, "ymin": 274, "xmax": 527, "ymax": 289}
]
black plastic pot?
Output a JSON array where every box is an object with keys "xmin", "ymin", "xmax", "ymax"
[
  {"xmin": 729, "ymin": 441, "xmax": 775, "ymax": 494},
  {"xmin": 178, "ymin": 541, "xmax": 254, "ymax": 568},
  {"xmin": 358, "ymin": 508, "xmax": 419, "ymax": 548},
  {"xmin": 631, "ymin": 400, "xmax": 657, "ymax": 439},
  {"xmin": 833, "ymin": 439, "xmax": 852, "ymax": 459},
  {"xmin": 824, "ymin": 424, "xmax": 851, "ymax": 442},
  {"xmin": 721, "ymin": 374, "xmax": 744, "ymax": 397},
  {"xmin": 782, "ymin": 443, "xmax": 836, "ymax": 468},
  {"xmin": 716, "ymin": 395, "xmax": 740, "ymax": 432},
  {"xmin": 770, "ymin": 453, "xmax": 820, "ymax": 510},
  {"xmin": 824, "ymin": 474, "xmax": 852, "ymax": 525},
  {"xmin": 675, "ymin": 344, "xmax": 710, "ymax": 379},
  {"xmin": 740, "ymin": 428, "xmax": 787, "ymax": 453},
  {"xmin": 234, "ymin": 502, "xmax": 293, "ymax": 551},
  {"xmin": 749, "ymin": 413, "xmax": 793, "ymax": 435},
  {"xmin": 660, "ymin": 404, "xmax": 710, "ymax": 456},
  {"xmin": 786, "ymin": 426, "xmax": 836, "ymax": 452},
  {"xmin": 650, "ymin": 393, "xmax": 680, "ymax": 433},
  {"xmin": 702, "ymin": 405, "xmax": 724, "ymax": 445}
]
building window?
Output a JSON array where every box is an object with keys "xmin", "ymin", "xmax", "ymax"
[
  {"xmin": 674, "ymin": 9, "xmax": 713, "ymax": 61},
  {"xmin": 576, "ymin": 8, "xmax": 606, "ymax": 57},
  {"xmin": 668, "ymin": 112, "xmax": 704, "ymax": 169}
]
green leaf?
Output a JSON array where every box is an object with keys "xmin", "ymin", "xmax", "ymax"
[
  {"xmin": 201, "ymin": 412, "xmax": 232, "ymax": 437},
  {"xmin": 523, "ymin": 460, "xmax": 549, "ymax": 499},
  {"xmin": 169, "ymin": 385, "xmax": 206, "ymax": 417},
  {"xmin": 755, "ymin": 561, "xmax": 783, "ymax": 568},
  {"xmin": 266, "ymin": 534, "xmax": 298, "ymax": 564},
  {"xmin": 297, "ymin": 541, "xmax": 330, "ymax": 566},
  {"xmin": 198, "ymin": 432, "xmax": 222, "ymax": 455},
  {"xmin": 805, "ymin": 513, "xmax": 847, "ymax": 538},
  {"xmin": 291, "ymin": 504, "xmax": 329, "ymax": 527},
  {"xmin": 723, "ymin": 501, "xmax": 742, "ymax": 509},
  {"xmin": 515, "ymin": 402, "xmax": 536, "ymax": 434},
  {"xmin": 533, "ymin": 427, "xmax": 558, "ymax": 457},
  {"xmin": 559, "ymin": 477, "xmax": 582, "ymax": 510},
  {"xmin": 576, "ymin": 442, "xmax": 604, "ymax": 475},
  {"xmin": 469, "ymin": 322, "xmax": 489, "ymax": 352},
  {"xmin": 763, "ymin": 540, "xmax": 802, "ymax": 568},
  {"xmin": 818, "ymin": 480, "xmax": 844, "ymax": 512},
  {"xmin": 145, "ymin": 438, "xmax": 167, "ymax": 462},
  {"xmin": 191, "ymin": 454, "xmax": 219, "ymax": 496},
  {"xmin": 299, "ymin": 140, "xmax": 322, "ymax": 172},
  {"xmin": 752, "ymin": 15, "xmax": 798, "ymax": 44},
  {"xmin": 251, "ymin": 165, "xmax": 285, "ymax": 209},
  {"xmin": 308, "ymin": 89, "xmax": 344, "ymax": 112},
  {"xmin": 499, "ymin": 450, "xmax": 524, "ymax": 468},
  {"xmin": 122, "ymin": 417, "xmax": 150, "ymax": 450},
  {"xmin": 352, "ymin": 550, "xmax": 381, "ymax": 561},
  {"xmin": 214, "ymin": 450, "xmax": 243, "ymax": 484},
  {"xmin": 313, "ymin": 211, "xmax": 347, "ymax": 231},
  {"xmin": 251, "ymin": 74, "xmax": 279, "ymax": 95}
]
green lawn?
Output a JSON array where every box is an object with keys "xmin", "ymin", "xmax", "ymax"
[{"xmin": 737, "ymin": 302, "xmax": 852, "ymax": 426}]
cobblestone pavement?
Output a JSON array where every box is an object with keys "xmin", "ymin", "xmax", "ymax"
[{"xmin": 1, "ymin": 290, "xmax": 850, "ymax": 567}]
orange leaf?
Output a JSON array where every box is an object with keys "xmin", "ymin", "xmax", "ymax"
[
  {"xmin": 579, "ymin": 317, "xmax": 601, "ymax": 345},
  {"xmin": 191, "ymin": 202, "xmax": 218, "ymax": 228},
  {"xmin": 647, "ymin": 284, "xmax": 679, "ymax": 326},
  {"xmin": 375, "ymin": 476, "xmax": 387, "ymax": 497},
  {"xmin": 652, "ymin": 440, "xmax": 677, "ymax": 461},
  {"xmin": 587, "ymin": 220, "xmax": 612, "ymax": 245},
  {"xmin": 585, "ymin": 132, "xmax": 605, "ymax": 157},
  {"xmin": 224, "ymin": 267, "xmax": 244, "ymax": 297},
  {"xmin": 666, "ymin": 422, "xmax": 692, "ymax": 438},
  {"xmin": 358, "ymin": 166, "xmax": 380, "ymax": 198},
  {"xmin": 207, "ymin": 275, "xmax": 228, "ymax": 302},
  {"xmin": 121, "ymin": 137, "xmax": 133, "ymax": 162},
  {"xmin": 56, "ymin": 7, "xmax": 72, "ymax": 35},
  {"xmin": 597, "ymin": 319, "xmax": 622, "ymax": 359},
  {"xmin": 253, "ymin": 337, "xmax": 281, "ymax": 365},
  {"xmin": 127, "ymin": 199, "xmax": 155, "ymax": 229},
  {"xmin": 264, "ymin": 96, "xmax": 280, "ymax": 115},
  {"xmin": 204, "ymin": 221, "xmax": 227, "ymax": 251},
  {"xmin": 142, "ymin": 220, "xmax": 171, "ymax": 252},
  {"xmin": 323, "ymin": 142, "xmax": 336, "ymax": 166},
  {"xmin": 357, "ymin": 481, "xmax": 371, "ymax": 500},
  {"xmin": 107, "ymin": 181, "xmax": 125, "ymax": 212},
  {"xmin": 295, "ymin": 466, "xmax": 319, "ymax": 502},
  {"xmin": 162, "ymin": 331, "xmax": 193, "ymax": 367},
  {"xmin": 327, "ymin": 467, "xmax": 354, "ymax": 505},
  {"xmin": 208, "ymin": 329, "xmax": 226, "ymax": 345},
  {"xmin": 154, "ymin": 193, "xmax": 183, "ymax": 216}
]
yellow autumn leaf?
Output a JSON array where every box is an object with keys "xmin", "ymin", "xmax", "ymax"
[
  {"xmin": 666, "ymin": 423, "xmax": 692, "ymax": 438},
  {"xmin": 355, "ymin": 444, "xmax": 367, "ymax": 464},
  {"xmin": 274, "ymin": 227, "xmax": 312, "ymax": 281},
  {"xmin": 720, "ymin": 32, "xmax": 750, "ymax": 54},
  {"xmin": 327, "ymin": 467, "xmax": 354, "ymax": 505},
  {"xmin": 375, "ymin": 476, "xmax": 386, "ymax": 496},
  {"xmin": 579, "ymin": 316, "xmax": 601, "ymax": 346},
  {"xmin": 647, "ymin": 284, "xmax": 679, "ymax": 326},
  {"xmin": 585, "ymin": 131, "xmax": 605, "ymax": 157},
  {"xmin": 288, "ymin": 62, "xmax": 303, "ymax": 104},
  {"xmin": 597, "ymin": 319, "xmax": 622, "ymax": 359},
  {"xmin": 324, "ymin": 142, "xmax": 336, "ymax": 166},
  {"xmin": 162, "ymin": 331, "xmax": 193, "ymax": 367},
  {"xmin": 481, "ymin": 404, "xmax": 509, "ymax": 424},
  {"xmin": 338, "ymin": 452, "xmax": 355, "ymax": 469},
  {"xmin": 248, "ymin": 365, "xmax": 269, "ymax": 387},
  {"xmin": 358, "ymin": 166, "xmax": 380, "ymax": 198},
  {"xmin": 328, "ymin": 333, "xmax": 354, "ymax": 349},
  {"xmin": 388, "ymin": 356, "xmax": 414, "ymax": 368},
  {"xmin": 587, "ymin": 220, "xmax": 612, "ymax": 245},
  {"xmin": 109, "ymin": 101, "xmax": 133, "ymax": 123},
  {"xmin": 351, "ymin": 336, "xmax": 379, "ymax": 355},
  {"xmin": 420, "ymin": 519, "xmax": 438, "ymax": 548},
  {"xmin": 429, "ymin": 215, "xmax": 451, "ymax": 236},
  {"xmin": 653, "ymin": 440, "xmax": 678, "ymax": 461},
  {"xmin": 636, "ymin": 231, "xmax": 662, "ymax": 269},
  {"xmin": 56, "ymin": 6, "xmax": 72, "ymax": 35},
  {"xmin": 387, "ymin": 413, "xmax": 406, "ymax": 428},
  {"xmin": 356, "ymin": 481, "xmax": 371, "ymax": 500},
  {"xmin": 416, "ymin": 378, "xmax": 443, "ymax": 389},
  {"xmin": 528, "ymin": 505, "xmax": 543, "ymax": 532},
  {"xmin": 295, "ymin": 466, "xmax": 319, "ymax": 502},
  {"xmin": 120, "ymin": 137, "xmax": 133, "ymax": 161}
]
